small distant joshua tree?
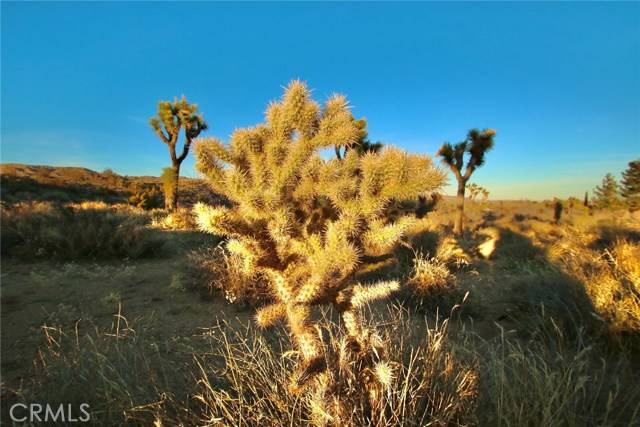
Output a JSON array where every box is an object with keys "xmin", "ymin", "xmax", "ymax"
[
  {"xmin": 193, "ymin": 80, "xmax": 445, "ymax": 424},
  {"xmin": 438, "ymin": 129, "xmax": 496, "ymax": 234},
  {"xmin": 150, "ymin": 96, "xmax": 207, "ymax": 210},
  {"xmin": 554, "ymin": 199, "xmax": 563, "ymax": 224},
  {"xmin": 466, "ymin": 182, "xmax": 489, "ymax": 202},
  {"xmin": 584, "ymin": 191, "xmax": 589, "ymax": 207},
  {"xmin": 466, "ymin": 183, "xmax": 480, "ymax": 201}
]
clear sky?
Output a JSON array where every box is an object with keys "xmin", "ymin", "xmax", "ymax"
[{"xmin": 1, "ymin": 2, "xmax": 638, "ymax": 200}]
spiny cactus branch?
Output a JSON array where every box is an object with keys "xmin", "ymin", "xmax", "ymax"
[{"xmin": 194, "ymin": 80, "xmax": 445, "ymax": 422}]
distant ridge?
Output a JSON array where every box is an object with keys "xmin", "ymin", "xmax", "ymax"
[
  {"xmin": 0, "ymin": 163, "xmax": 177, "ymax": 184},
  {"xmin": 0, "ymin": 163, "xmax": 211, "ymax": 205}
]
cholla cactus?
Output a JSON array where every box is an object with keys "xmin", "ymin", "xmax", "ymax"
[{"xmin": 193, "ymin": 80, "xmax": 445, "ymax": 422}]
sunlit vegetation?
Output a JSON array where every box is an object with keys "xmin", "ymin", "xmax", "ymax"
[{"xmin": 1, "ymin": 83, "xmax": 639, "ymax": 426}]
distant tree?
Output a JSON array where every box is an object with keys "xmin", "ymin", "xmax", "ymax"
[
  {"xmin": 437, "ymin": 128, "xmax": 496, "ymax": 234},
  {"xmin": 466, "ymin": 183, "xmax": 481, "ymax": 201},
  {"xmin": 583, "ymin": 191, "xmax": 589, "ymax": 207},
  {"xmin": 620, "ymin": 159, "xmax": 640, "ymax": 211},
  {"xmin": 466, "ymin": 183, "xmax": 489, "ymax": 203},
  {"xmin": 593, "ymin": 173, "xmax": 620, "ymax": 209},
  {"xmin": 356, "ymin": 140, "xmax": 384, "ymax": 155},
  {"xmin": 150, "ymin": 96, "xmax": 207, "ymax": 210},
  {"xmin": 554, "ymin": 199, "xmax": 563, "ymax": 224}
]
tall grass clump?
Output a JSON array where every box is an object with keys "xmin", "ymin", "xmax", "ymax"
[
  {"xmin": 194, "ymin": 305, "xmax": 478, "ymax": 426},
  {"xmin": 19, "ymin": 303, "xmax": 639, "ymax": 426},
  {"xmin": 188, "ymin": 244, "xmax": 270, "ymax": 304},
  {"xmin": 20, "ymin": 316, "xmax": 184, "ymax": 425},
  {"xmin": 548, "ymin": 225, "xmax": 640, "ymax": 336},
  {"xmin": 192, "ymin": 80, "xmax": 445, "ymax": 424},
  {"xmin": 471, "ymin": 322, "xmax": 640, "ymax": 427},
  {"xmin": 0, "ymin": 201, "xmax": 162, "ymax": 260}
]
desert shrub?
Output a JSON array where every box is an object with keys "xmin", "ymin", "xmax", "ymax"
[
  {"xmin": 592, "ymin": 221, "xmax": 640, "ymax": 249},
  {"xmin": 513, "ymin": 213, "xmax": 526, "ymax": 222},
  {"xmin": 192, "ymin": 80, "xmax": 445, "ymax": 423},
  {"xmin": 407, "ymin": 250, "xmax": 452, "ymax": 296},
  {"xmin": 128, "ymin": 185, "xmax": 163, "ymax": 210},
  {"xmin": 1, "ymin": 202, "xmax": 162, "ymax": 260},
  {"xmin": 471, "ymin": 323, "xmax": 640, "ymax": 427},
  {"xmin": 549, "ymin": 228, "xmax": 640, "ymax": 336},
  {"xmin": 150, "ymin": 207, "xmax": 197, "ymax": 230}
]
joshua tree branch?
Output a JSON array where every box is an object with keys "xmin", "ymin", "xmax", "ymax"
[
  {"xmin": 177, "ymin": 139, "xmax": 192, "ymax": 164},
  {"xmin": 463, "ymin": 159, "xmax": 476, "ymax": 181}
]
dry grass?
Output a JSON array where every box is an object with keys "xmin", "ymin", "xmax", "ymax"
[
  {"xmin": 470, "ymin": 323, "xmax": 640, "ymax": 427},
  {"xmin": 3, "ymin": 199, "xmax": 640, "ymax": 426},
  {"xmin": 194, "ymin": 305, "xmax": 478, "ymax": 427},
  {"xmin": 0, "ymin": 201, "xmax": 163, "ymax": 260},
  {"xmin": 16, "ymin": 302, "xmax": 639, "ymax": 426},
  {"xmin": 151, "ymin": 207, "xmax": 198, "ymax": 231},
  {"xmin": 188, "ymin": 244, "xmax": 270, "ymax": 304},
  {"xmin": 549, "ymin": 227, "xmax": 640, "ymax": 336}
]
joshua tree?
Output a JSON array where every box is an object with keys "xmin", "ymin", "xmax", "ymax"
[
  {"xmin": 584, "ymin": 191, "xmax": 589, "ymax": 207},
  {"xmin": 356, "ymin": 139, "xmax": 384, "ymax": 156},
  {"xmin": 438, "ymin": 129, "xmax": 496, "ymax": 234},
  {"xmin": 193, "ymin": 80, "xmax": 445, "ymax": 424},
  {"xmin": 593, "ymin": 173, "xmax": 620, "ymax": 209},
  {"xmin": 466, "ymin": 183, "xmax": 489, "ymax": 203},
  {"xmin": 554, "ymin": 199, "xmax": 563, "ymax": 224},
  {"xmin": 466, "ymin": 183, "xmax": 480, "ymax": 201},
  {"xmin": 620, "ymin": 159, "xmax": 640, "ymax": 210},
  {"xmin": 150, "ymin": 96, "xmax": 207, "ymax": 210}
]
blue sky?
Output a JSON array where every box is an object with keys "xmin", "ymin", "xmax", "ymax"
[{"xmin": 1, "ymin": 2, "xmax": 638, "ymax": 200}]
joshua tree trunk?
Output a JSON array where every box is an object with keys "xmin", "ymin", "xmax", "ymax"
[
  {"xmin": 165, "ymin": 163, "xmax": 180, "ymax": 210},
  {"xmin": 454, "ymin": 177, "xmax": 466, "ymax": 235}
]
